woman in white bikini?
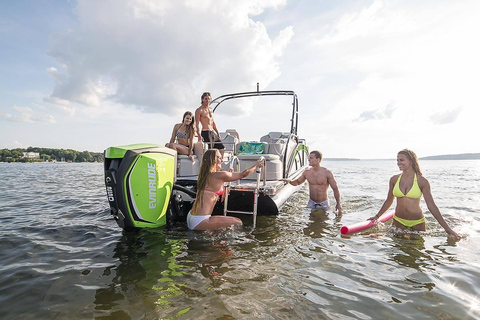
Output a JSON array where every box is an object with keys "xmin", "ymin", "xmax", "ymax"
[
  {"xmin": 166, "ymin": 111, "xmax": 203, "ymax": 162},
  {"xmin": 187, "ymin": 149, "xmax": 264, "ymax": 230}
]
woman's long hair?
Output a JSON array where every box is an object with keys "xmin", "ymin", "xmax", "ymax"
[
  {"xmin": 182, "ymin": 111, "xmax": 196, "ymax": 138},
  {"xmin": 398, "ymin": 149, "xmax": 423, "ymax": 175},
  {"xmin": 191, "ymin": 149, "xmax": 219, "ymax": 214}
]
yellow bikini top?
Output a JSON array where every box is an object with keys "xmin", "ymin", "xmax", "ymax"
[{"xmin": 393, "ymin": 173, "xmax": 422, "ymax": 199}]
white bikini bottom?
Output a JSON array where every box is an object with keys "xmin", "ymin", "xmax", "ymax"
[{"xmin": 187, "ymin": 211, "xmax": 211, "ymax": 230}]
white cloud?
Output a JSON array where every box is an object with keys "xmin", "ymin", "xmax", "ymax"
[
  {"xmin": 272, "ymin": 26, "xmax": 294, "ymax": 56},
  {"xmin": 313, "ymin": 0, "xmax": 414, "ymax": 45},
  {"xmin": 0, "ymin": 105, "xmax": 57, "ymax": 124},
  {"xmin": 430, "ymin": 107, "xmax": 463, "ymax": 125},
  {"xmin": 276, "ymin": 0, "xmax": 480, "ymax": 158},
  {"xmin": 43, "ymin": 96, "xmax": 76, "ymax": 116},
  {"xmin": 2, "ymin": 0, "xmax": 479, "ymax": 158},
  {"xmin": 46, "ymin": 0, "xmax": 291, "ymax": 115},
  {"xmin": 354, "ymin": 101, "xmax": 396, "ymax": 122},
  {"xmin": 1, "ymin": 105, "xmax": 35, "ymax": 123},
  {"xmin": 306, "ymin": 0, "xmax": 480, "ymax": 110}
]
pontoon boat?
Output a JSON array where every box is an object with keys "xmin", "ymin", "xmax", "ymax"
[{"xmin": 104, "ymin": 88, "xmax": 309, "ymax": 230}]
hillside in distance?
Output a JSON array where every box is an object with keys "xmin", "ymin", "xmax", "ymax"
[
  {"xmin": 323, "ymin": 153, "xmax": 480, "ymax": 161},
  {"xmin": 420, "ymin": 153, "xmax": 480, "ymax": 160}
]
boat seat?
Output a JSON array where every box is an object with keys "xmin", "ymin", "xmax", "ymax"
[
  {"xmin": 177, "ymin": 143, "xmax": 233, "ymax": 177},
  {"xmin": 177, "ymin": 155, "xmax": 200, "ymax": 177},
  {"xmin": 225, "ymin": 129, "xmax": 240, "ymax": 141},
  {"xmin": 235, "ymin": 141, "xmax": 283, "ymax": 180},
  {"xmin": 261, "ymin": 131, "xmax": 286, "ymax": 140},
  {"xmin": 260, "ymin": 132, "xmax": 290, "ymax": 156},
  {"xmin": 266, "ymin": 138, "xmax": 287, "ymax": 156},
  {"xmin": 260, "ymin": 132, "xmax": 290, "ymax": 142},
  {"xmin": 219, "ymin": 129, "xmax": 239, "ymax": 153}
]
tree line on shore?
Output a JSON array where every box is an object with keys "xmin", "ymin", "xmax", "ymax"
[{"xmin": 0, "ymin": 147, "xmax": 104, "ymax": 163}]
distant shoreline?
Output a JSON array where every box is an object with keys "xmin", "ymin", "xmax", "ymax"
[
  {"xmin": 419, "ymin": 153, "xmax": 480, "ymax": 160},
  {"xmin": 325, "ymin": 153, "xmax": 480, "ymax": 161}
]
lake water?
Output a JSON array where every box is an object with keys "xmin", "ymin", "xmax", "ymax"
[{"xmin": 0, "ymin": 160, "xmax": 479, "ymax": 319}]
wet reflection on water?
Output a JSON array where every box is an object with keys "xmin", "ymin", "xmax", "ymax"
[
  {"xmin": 0, "ymin": 162, "xmax": 478, "ymax": 319},
  {"xmin": 303, "ymin": 208, "xmax": 343, "ymax": 240},
  {"xmin": 389, "ymin": 235, "xmax": 428, "ymax": 269}
]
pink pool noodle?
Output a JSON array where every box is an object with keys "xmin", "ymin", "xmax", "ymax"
[{"xmin": 340, "ymin": 210, "xmax": 395, "ymax": 235}]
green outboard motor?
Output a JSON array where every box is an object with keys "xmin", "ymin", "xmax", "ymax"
[{"xmin": 104, "ymin": 144, "xmax": 177, "ymax": 231}]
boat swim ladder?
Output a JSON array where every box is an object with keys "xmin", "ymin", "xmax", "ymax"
[{"xmin": 223, "ymin": 156, "xmax": 266, "ymax": 228}]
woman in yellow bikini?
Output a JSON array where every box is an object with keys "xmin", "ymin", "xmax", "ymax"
[{"xmin": 369, "ymin": 149, "xmax": 460, "ymax": 239}]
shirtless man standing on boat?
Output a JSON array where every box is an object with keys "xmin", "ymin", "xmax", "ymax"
[
  {"xmin": 281, "ymin": 150, "xmax": 343, "ymax": 212},
  {"xmin": 195, "ymin": 92, "xmax": 225, "ymax": 158}
]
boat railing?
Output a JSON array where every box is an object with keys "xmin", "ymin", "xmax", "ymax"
[
  {"xmin": 223, "ymin": 156, "xmax": 266, "ymax": 228},
  {"xmin": 228, "ymin": 155, "xmax": 240, "ymax": 182},
  {"xmin": 203, "ymin": 130, "xmax": 238, "ymax": 154}
]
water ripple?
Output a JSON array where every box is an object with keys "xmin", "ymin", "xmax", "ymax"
[{"xmin": 0, "ymin": 161, "xmax": 478, "ymax": 319}]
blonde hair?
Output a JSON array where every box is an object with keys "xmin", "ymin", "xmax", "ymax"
[
  {"xmin": 398, "ymin": 149, "xmax": 422, "ymax": 175},
  {"xmin": 191, "ymin": 149, "xmax": 219, "ymax": 214}
]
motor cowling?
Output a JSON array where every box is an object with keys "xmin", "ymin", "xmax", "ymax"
[{"xmin": 104, "ymin": 144, "xmax": 177, "ymax": 231}]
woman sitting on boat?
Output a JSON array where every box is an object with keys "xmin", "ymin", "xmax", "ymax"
[
  {"xmin": 165, "ymin": 111, "xmax": 203, "ymax": 162},
  {"xmin": 369, "ymin": 149, "xmax": 460, "ymax": 239},
  {"xmin": 187, "ymin": 149, "xmax": 264, "ymax": 230}
]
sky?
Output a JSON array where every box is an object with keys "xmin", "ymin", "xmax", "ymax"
[{"xmin": 1, "ymin": 0, "xmax": 479, "ymax": 159}]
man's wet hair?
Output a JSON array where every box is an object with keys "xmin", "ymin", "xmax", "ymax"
[{"xmin": 310, "ymin": 150, "xmax": 323, "ymax": 161}]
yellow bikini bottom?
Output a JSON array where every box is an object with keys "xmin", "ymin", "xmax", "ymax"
[{"xmin": 393, "ymin": 215, "xmax": 426, "ymax": 227}]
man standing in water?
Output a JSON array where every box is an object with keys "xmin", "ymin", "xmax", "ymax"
[
  {"xmin": 281, "ymin": 150, "xmax": 343, "ymax": 212},
  {"xmin": 195, "ymin": 92, "xmax": 225, "ymax": 158}
]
